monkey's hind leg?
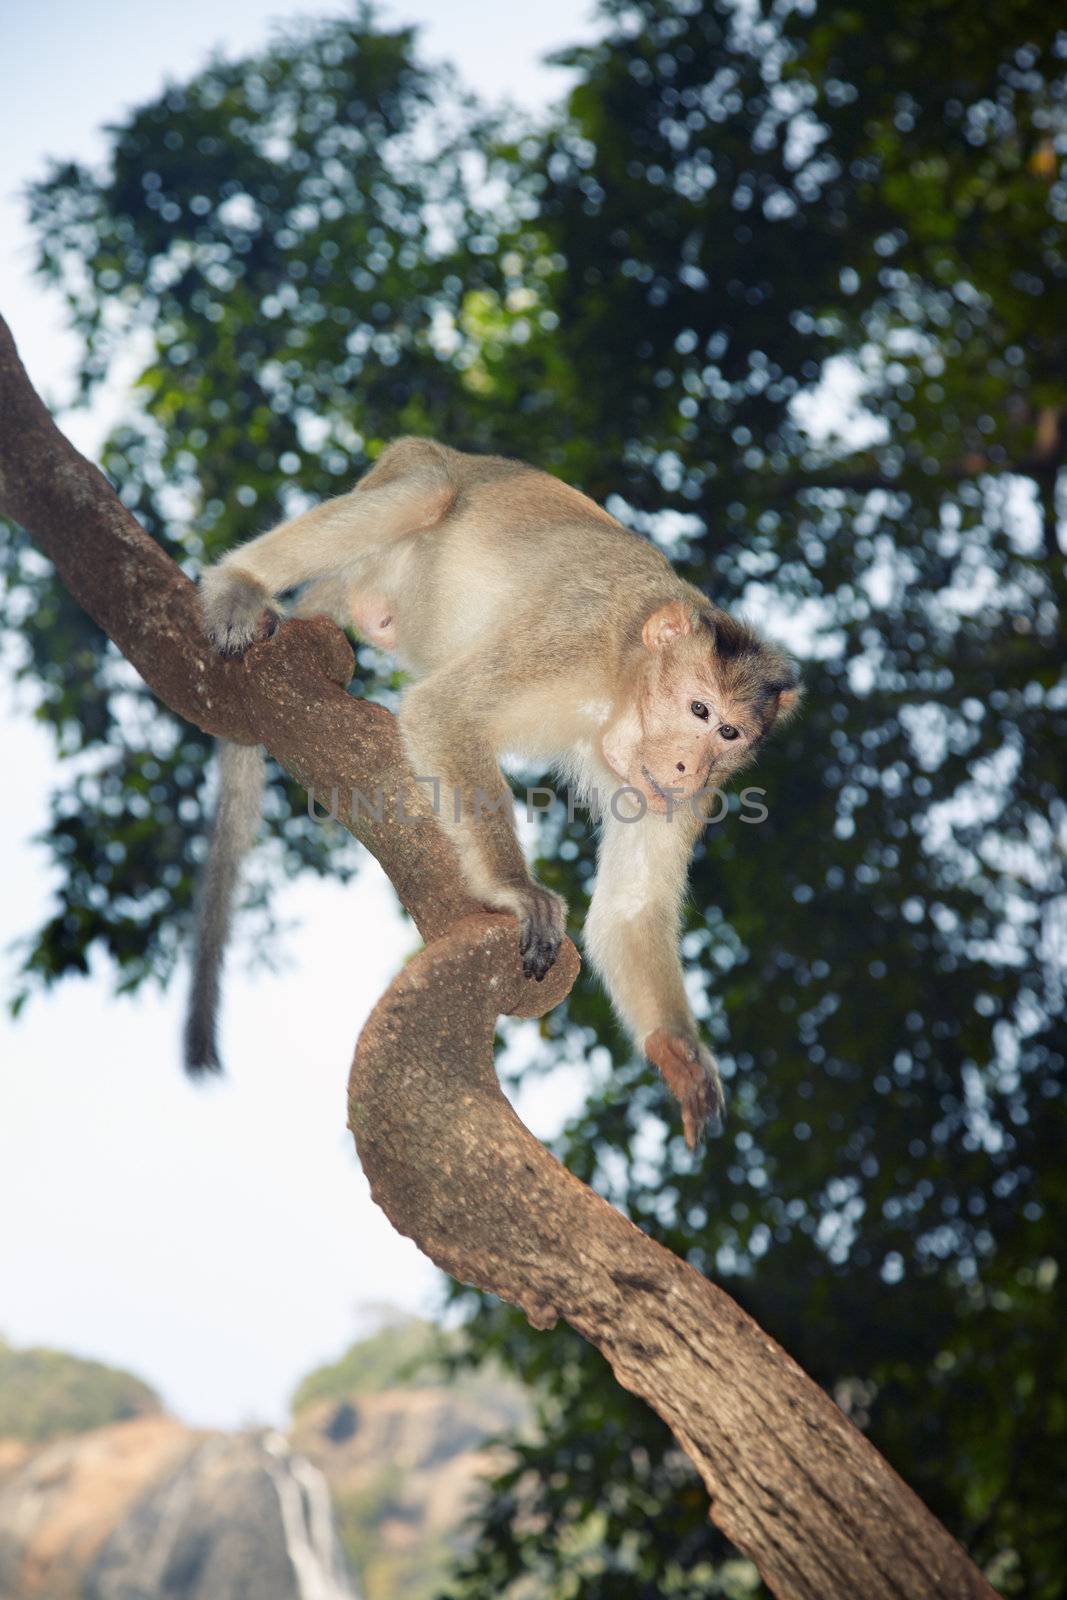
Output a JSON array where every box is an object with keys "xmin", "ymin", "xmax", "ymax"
[
  {"xmin": 199, "ymin": 440, "xmax": 456, "ymax": 657},
  {"xmin": 399, "ymin": 671, "xmax": 567, "ymax": 981}
]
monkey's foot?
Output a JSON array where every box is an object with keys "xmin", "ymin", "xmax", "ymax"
[
  {"xmin": 201, "ymin": 569, "xmax": 281, "ymax": 657},
  {"xmin": 515, "ymin": 885, "xmax": 567, "ymax": 982},
  {"xmin": 644, "ymin": 1029, "xmax": 725, "ymax": 1150}
]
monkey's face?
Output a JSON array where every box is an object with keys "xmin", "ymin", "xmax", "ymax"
[{"xmin": 602, "ymin": 601, "xmax": 799, "ymax": 814}]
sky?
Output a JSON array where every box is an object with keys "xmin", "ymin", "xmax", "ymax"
[{"xmin": 0, "ymin": 0, "xmax": 600, "ymax": 1428}]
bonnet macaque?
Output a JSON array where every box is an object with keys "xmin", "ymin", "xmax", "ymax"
[{"xmin": 188, "ymin": 439, "xmax": 799, "ymax": 1146}]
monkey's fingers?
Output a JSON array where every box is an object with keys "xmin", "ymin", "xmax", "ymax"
[
  {"xmin": 216, "ymin": 604, "xmax": 280, "ymax": 657},
  {"xmin": 522, "ymin": 938, "xmax": 557, "ymax": 982},
  {"xmin": 201, "ymin": 570, "xmax": 282, "ymax": 657},
  {"xmin": 518, "ymin": 919, "xmax": 561, "ymax": 981},
  {"xmin": 225, "ymin": 606, "xmax": 280, "ymax": 657},
  {"xmin": 516, "ymin": 887, "xmax": 567, "ymax": 983},
  {"xmin": 645, "ymin": 1029, "xmax": 725, "ymax": 1150}
]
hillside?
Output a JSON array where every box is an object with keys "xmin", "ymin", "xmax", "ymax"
[{"xmin": 0, "ymin": 1338, "xmax": 160, "ymax": 1442}]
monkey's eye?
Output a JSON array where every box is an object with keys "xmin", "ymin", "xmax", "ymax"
[
  {"xmin": 719, "ymin": 723, "xmax": 740, "ymax": 741},
  {"xmin": 690, "ymin": 701, "xmax": 709, "ymax": 721}
]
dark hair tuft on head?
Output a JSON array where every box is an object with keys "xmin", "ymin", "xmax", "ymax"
[
  {"xmin": 768, "ymin": 661, "xmax": 801, "ymax": 694},
  {"xmin": 706, "ymin": 608, "xmax": 760, "ymax": 660}
]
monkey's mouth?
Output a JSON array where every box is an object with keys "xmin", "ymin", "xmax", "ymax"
[{"xmin": 640, "ymin": 765, "xmax": 676, "ymax": 810}]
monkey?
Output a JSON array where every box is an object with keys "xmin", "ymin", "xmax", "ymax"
[{"xmin": 186, "ymin": 438, "xmax": 799, "ymax": 1147}]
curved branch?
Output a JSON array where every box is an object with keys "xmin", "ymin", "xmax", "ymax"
[{"xmin": 0, "ymin": 313, "xmax": 999, "ymax": 1600}]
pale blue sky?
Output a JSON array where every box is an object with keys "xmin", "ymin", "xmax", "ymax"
[{"xmin": 0, "ymin": 0, "xmax": 598, "ymax": 1427}]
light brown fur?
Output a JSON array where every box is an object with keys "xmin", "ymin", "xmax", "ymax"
[{"xmin": 193, "ymin": 439, "xmax": 800, "ymax": 1145}]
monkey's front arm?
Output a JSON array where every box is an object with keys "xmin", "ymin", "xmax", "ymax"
[{"xmin": 585, "ymin": 806, "xmax": 723, "ymax": 1147}]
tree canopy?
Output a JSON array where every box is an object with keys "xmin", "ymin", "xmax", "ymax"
[{"xmin": 4, "ymin": 2, "xmax": 1064, "ymax": 1595}]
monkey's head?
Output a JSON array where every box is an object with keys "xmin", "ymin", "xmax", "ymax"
[{"xmin": 602, "ymin": 600, "xmax": 800, "ymax": 813}]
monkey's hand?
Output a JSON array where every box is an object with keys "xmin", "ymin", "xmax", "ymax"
[
  {"xmin": 514, "ymin": 884, "xmax": 567, "ymax": 983},
  {"xmin": 200, "ymin": 569, "xmax": 281, "ymax": 657},
  {"xmin": 644, "ymin": 1028, "xmax": 725, "ymax": 1150}
]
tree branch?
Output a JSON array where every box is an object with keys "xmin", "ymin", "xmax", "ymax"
[{"xmin": 0, "ymin": 312, "xmax": 1000, "ymax": 1600}]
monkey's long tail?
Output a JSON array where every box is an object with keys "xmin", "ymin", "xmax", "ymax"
[{"xmin": 183, "ymin": 740, "xmax": 266, "ymax": 1075}]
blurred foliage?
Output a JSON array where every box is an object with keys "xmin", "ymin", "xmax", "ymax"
[
  {"xmin": 0, "ymin": 1337, "xmax": 160, "ymax": 1442},
  {"xmin": 3, "ymin": 7, "xmax": 507, "ymax": 1005},
  {"xmin": 291, "ymin": 1316, "xmax": 449, "ymax": 1412},
  {"xmin": 441, "ymin": 5, "xmax": 1067, "ymax": 1597},
  {"xmin": 4, "ymin": 0, "xmax": 1066, "ymax": 1596},
  {"xmin": 292, "ymin": 1314, "xmax": 524, "ymax": 1418}
]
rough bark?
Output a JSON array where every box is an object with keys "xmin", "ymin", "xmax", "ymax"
[{"xmin": 0, "ymin": 312, "xmax": 1000, "ymax": 1600}]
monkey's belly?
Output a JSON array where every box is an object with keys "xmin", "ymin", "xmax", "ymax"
[{"xmin": 349, "ymin": 591, "xmax": 398, "ymax": 650}]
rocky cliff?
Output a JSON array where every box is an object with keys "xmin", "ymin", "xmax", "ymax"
[
  {"xmin": 292, "ymin": 1376, "xmax": 526, "ymax": 1600},
  {"xmin": 0, "ymin": 1415, "xmax": 359, "ymax": 1600},
  {"xmin": 289, "ymin": 1318, "xmax": 529, "ymax": 1600},
  {"xmin": 0, "ymin": 1325, "xmax": 525, "ymax": 1600}
]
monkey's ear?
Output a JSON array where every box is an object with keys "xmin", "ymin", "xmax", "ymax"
[
  {"xmin": 776, "ymin": 685, "xmax": 802, "ymax": 721},
  {"xmin": 770, "ymin": 672, "xmax": 802, "ymax": 724},
  {"xmin": 642, "ymin": 601, "xmax": 697, "ymax": 651}
]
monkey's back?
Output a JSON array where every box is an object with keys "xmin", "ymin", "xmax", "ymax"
[{"xmin": 374, "ymin": 446, "xmax": 684, "ymax": 675}]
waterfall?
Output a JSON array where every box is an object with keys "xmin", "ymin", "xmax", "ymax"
[{"xmin": 263, "ymin": 1432, "xmax": 362, "ymax": 1600}]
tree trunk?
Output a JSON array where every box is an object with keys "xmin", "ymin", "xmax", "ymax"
[{"xmin": 0, "ymin": 313, "xmax": 1000, "ymax": 1600}]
